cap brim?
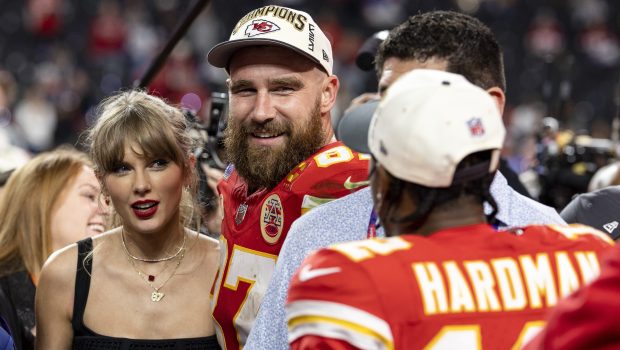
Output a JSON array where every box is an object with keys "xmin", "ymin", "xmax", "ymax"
[
  {"xmin": 207, "ymin": 38, "xmax": 324, "ymax": 72},
  {"xmin": 337, "ymin": 100, "xmax": 379, "ymax": 154}
]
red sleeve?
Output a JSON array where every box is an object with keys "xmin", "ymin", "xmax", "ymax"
[
  {"xmin": 288, "ymin": 142, "xmax": 369, "ymax": 199},
  {"xmin": 524, "ymin": 245, "xmax": 620, "ymax": 349},
  {"xmin": 287, "ymin": 248, "xmax": 393, "ymax": 350}
]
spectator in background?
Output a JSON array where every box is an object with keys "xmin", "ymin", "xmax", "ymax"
[
  {"xmin": 287, "ymin": 68, "xmax": 613, "ymax": 350},
  {"xmin": 88, "ymin": 0, "xmax": 126, "ymax": 58},
  {"xmin": 0, "ymin": 137, "xmax": 30, "ymax": 198},
  {"xmin": 0, "ymin": 146, "xmax": 107, "ymax": 350},
  {"xmin": 0, "ymin": 69, "xmax": 30, "ymax": 180},
  {"xmin": 246, "ymin": 11, "xmax": 566, "ymax": 349},
  {"xmin": 205, "ymin": 5, "xmax": 369, "ymax": 349},
  {"xmin": 35, "ymin": 90, "xmax": 220, "ymax": 349},
  {"xmin": 13, "ymin": 85, "xmax": 57, "ymax": 153},
  {"xmin": 587, "ymin": 160, "xmax": 620, "ymax": 191}
]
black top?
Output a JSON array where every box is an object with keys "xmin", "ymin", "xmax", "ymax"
[
  {"xmin": 0, "ymin": 267, "xmax": 36, "ymax": 350},
  {"xmin": 72, "ymin": 238, "xmax": 220, "ymax": 350}
]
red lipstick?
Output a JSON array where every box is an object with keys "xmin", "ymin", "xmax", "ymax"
[{"xmin": 131, "ymin": 200, "xmax": 159, "ymax": 219}]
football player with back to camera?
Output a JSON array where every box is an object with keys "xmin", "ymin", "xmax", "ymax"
[
  {"xmin": 205, "ymin": 4, "xmax": 369, "ymax": 349},
  {"xmin": 246, "ymin": 11, "xmax": 566, "ymax": 349},
  {"xmin": 286, "ymin": 68, "xmax": 614, "ymax": 350}
]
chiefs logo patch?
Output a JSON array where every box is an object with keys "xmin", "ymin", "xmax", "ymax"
[
  {"xmin": 245, "ymin": 19, "xmax": 280, "ymax": 37},
  {"xmin": 260, "ymin": 194, "xmax": 284, "ymax": 245}
]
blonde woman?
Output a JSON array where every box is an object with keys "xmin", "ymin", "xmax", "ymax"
[
  {"xmin": 0, "ymin": 147, "xmax": 107, "ymax": 350},
  {"xmin": 35, "ymin": 90, "xmax": 220, "ymax": 349}
]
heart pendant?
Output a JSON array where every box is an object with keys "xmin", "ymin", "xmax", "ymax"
[{"xmin": 151, "ymin": 291, "xmax": 165, "ymax": 302}]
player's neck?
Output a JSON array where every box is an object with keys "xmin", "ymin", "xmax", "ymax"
[{"xmin": 397, "ymin": 197, "xmax": 487, "ymax": 236}]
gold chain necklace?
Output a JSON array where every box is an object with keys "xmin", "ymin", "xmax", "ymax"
[
  {"xmin": 121, "ymin": 228, "xmax": 187, "ymax": 263},
  {"xmin": 129, "ymin": 257, "xmax": 173, "ymax": 282},
  {"xmin": 127, "ymin": 249, "xmax": 185, "ymax": 302}
]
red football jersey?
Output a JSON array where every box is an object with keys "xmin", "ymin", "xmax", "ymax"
[
  {"xmin": 211, "ymin": 141, "xmax": 369, "ymax": 349},
  {"xmin": 287, "ymin": 223, "xmax": 613, "ymax": 350},
  {"xmin": 524, "ymin": 243, "xmax": 620, "ymax": 350}
]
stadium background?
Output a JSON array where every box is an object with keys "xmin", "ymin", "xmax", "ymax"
[{"xmin": 1, "ymin": 0, "xmax": 619, "ymax": 209}]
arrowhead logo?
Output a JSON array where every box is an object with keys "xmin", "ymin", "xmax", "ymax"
[
  {"xmin": 298, "ymin": 264, "xmax": 341, "ymax": 282},
  {"xmin": 245, "ymin": 19, "xmax": 280, "ymax": 37},
  {"xmin": 344, "ymin": 176, "xmax": 369, "ymax": 190}
]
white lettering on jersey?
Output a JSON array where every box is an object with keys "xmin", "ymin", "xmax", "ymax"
[{"xmin": 413, "ymin": 251, "xmax": 602, "ymax": 315}]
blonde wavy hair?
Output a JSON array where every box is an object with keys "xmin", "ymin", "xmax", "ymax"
[
  {"xmin": 0, "ymin": 147, "xmax": 93, "ymax": 278},
  {"xmin": 85, "ymin": 89, "xmax": 200, "ymax": 230}
]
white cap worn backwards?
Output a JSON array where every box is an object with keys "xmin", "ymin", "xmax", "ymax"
[{"xmin": 367, "ymin": 69, "xmax": 506, "ymax": 188}]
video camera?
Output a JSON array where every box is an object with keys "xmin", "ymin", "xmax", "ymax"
[
  {"xmin": 185, "ymin": 92, "xmax": 228, "ymax": 170},
  {"xmin": 535, "ymin": 122, "xmax": 616, "ymax": 210},
  {"xmin": 184, "ymin": 92, "xmax": 229, "ymax": 215}
]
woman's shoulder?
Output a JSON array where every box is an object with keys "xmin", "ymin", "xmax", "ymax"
[
  {"xmin": 41, "ymin": 231, "xmax": 118, "ymax": 283},
  {"xmin": 43, "ymin": 242, "xmax": 79, "ymax": 273},
  {"xmin": 195, "ymin": 232, "xmax": 219, "ymax": 248},
  {"xmin": 185, "ymin": 229, "xmax": 218, "ymax": 249},
  {"xmin": 38, "ymin": 242, "xmax": 79, "ymax": 298},
  {"xmin": 187, "ymin": 231, "xmax": 219, "ymax": 265}
]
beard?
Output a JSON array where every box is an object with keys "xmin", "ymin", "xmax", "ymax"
[{"xmin": 224, "ymin": 98, "xmax": 325, "ymax": 192}]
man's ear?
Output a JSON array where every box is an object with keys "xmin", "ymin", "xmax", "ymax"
[
  {"xmin": 320, "ymin": 75, "xmax": 339, "ymax": 114},
  {"xmin": 486, "ymin": 86, "xmax": 506, "ymax": 116}
]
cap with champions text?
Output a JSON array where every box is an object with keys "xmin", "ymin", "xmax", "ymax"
[
  {"xmin": 348, "ymin": 69, "xmax": 506, "ymax": 188},
  {"xmin": 207, "ymin": 5, "xmax": 333, "ymax": 75}
]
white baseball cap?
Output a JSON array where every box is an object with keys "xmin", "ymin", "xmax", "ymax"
[
  {"xmin": 207, "ymin": 5, "xmax": 333, "ymax": 75},
  {"xmin": 366, "ymin": 69, "xmax": 506, "ymax": 187}
]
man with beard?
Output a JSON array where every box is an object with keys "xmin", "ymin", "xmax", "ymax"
[{"xmin": 206, "ymin": 5, "xmax": 369, "ymax": 350}]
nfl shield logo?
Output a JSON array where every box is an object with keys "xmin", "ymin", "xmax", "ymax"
[{"xmin": 467, "ymin": 117, "xmax": 485, "ymax": 136}]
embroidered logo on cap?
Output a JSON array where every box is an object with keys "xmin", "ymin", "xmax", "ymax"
[
  {"xmin": 467, "ymin": 117, "xmax": 485, "ymax": 137},
  {"xmin": 245, "ymin": 19, "xmax": 280, "ymax": 37},
  {"xmin": 603, "ymin": 221, "xmax": 618, "ymax": 234},
  {"xmin": 260, "ymin": 194, "xmax": 284, "ymax": 244}
]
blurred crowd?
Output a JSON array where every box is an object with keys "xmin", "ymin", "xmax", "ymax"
[
  {"xmin": 2, "ymin": 0, "xmax": 620, "ymax": 211},
  {"xmin": 3, "ymin": 2, "xmax": 620, "ymax": 349}
]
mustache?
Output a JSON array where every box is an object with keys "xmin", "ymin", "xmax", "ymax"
[{"xmin": 237, "ymin": 119, "xmax": 292, "ymax": 135}]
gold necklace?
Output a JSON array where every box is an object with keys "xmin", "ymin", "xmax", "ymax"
[
  {"xmin": 121, "ymin": 229, "xmax": 187, "ymax": 263},
  {"xmin": 127, "ymin": 249, "xmax": 185, "ymax": 302},
  {"xmin": 129, "ymin": 257, "xmax": 173, "ymax": 282}
]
